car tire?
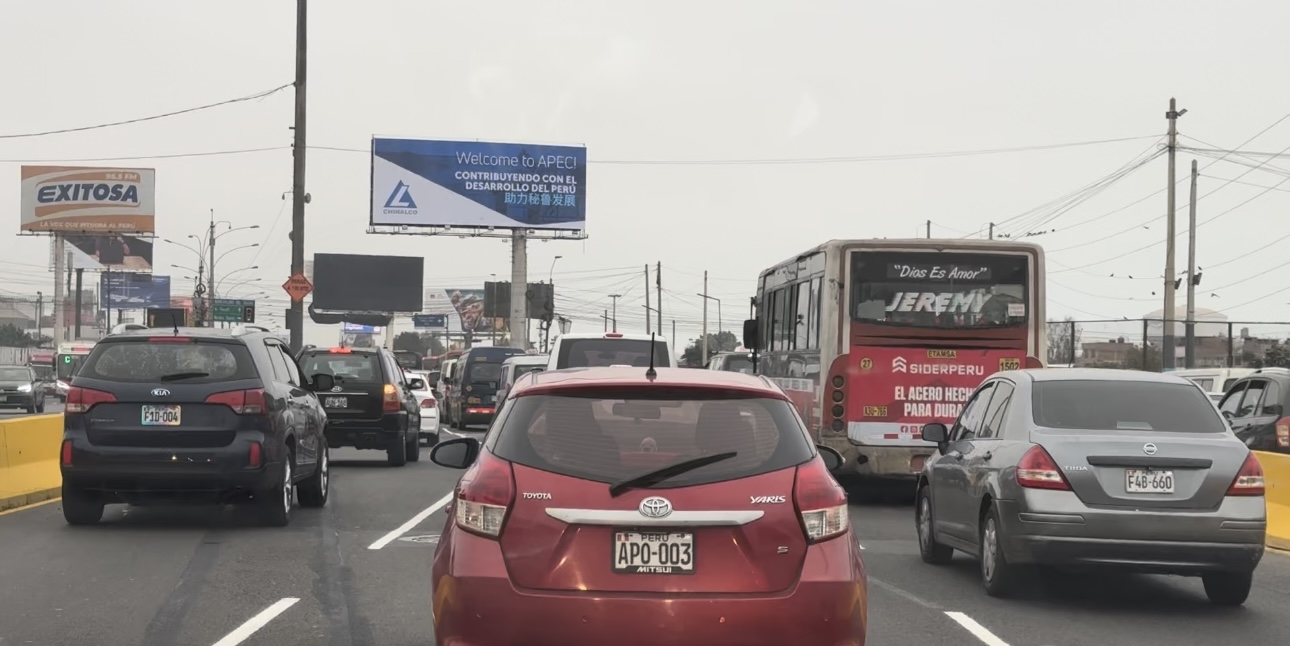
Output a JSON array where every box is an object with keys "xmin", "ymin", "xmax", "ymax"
[
  {"xmin": 297, "ymin": 445, "xmax": 329, "ymax": 508},
  {"xmin": 423, "ymin": 430, "xmax": 440, "ymax": 447},
  {"xmin": 979, "ymin": 504, "xmax": 1021, "ymax": 597},
  {"xmin": 36, "ymin": 399, "xmax": 45, "ymax": 414},
  {"xmin": 258, "ymin": 450, "xmax": 294, "ymax": 527},
  {"xmin": 26, "ymin": 402, "xmax": 36, "ymax": 414},
  {"xmin": 916, "ymin": 487, "xmax": 954, "ymax": 565},
  {"xmin": 62, "ymin": 484, "xmax": 104, "ymax": 526},
  {"xmin": 387, "ymin": 432, "xmax": 408, "ymax": 467},
  {"xmin": 1202, "ymin": 571, "xmax": 1253, "ymax": 606},
  {"xmin": 407, "ymin": 432, "xmax": 421, "ymax": 463}
]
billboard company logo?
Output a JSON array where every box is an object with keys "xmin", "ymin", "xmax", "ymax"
[
  {"xmin": 383, "ymin": 181, "xmax": 418, "ymax": 215},
  {"xmin": 891, "ymin": 356, "xmax": 908, "ymax": 373}
]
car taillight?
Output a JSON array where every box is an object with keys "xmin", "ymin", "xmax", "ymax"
[
  {"xmin": 1226, "ymin": 452, "xmax": 1264, "ymax": 496},
  {"xmin": 248, "ymin": 442, "xmax": 263, "ymax": 468},
  {"xmin": 205, "ymin": 388, "xmax": 267, "ymax": 415},
  {"xmin": 65, "ymin": 386, "xmax": 116, "ymax": 413},
  {"xmin": 455, "ymin": 453, "xmax": 515, "ymax": 538},
  {"xmin": 793, "ymin": 456, "xmax": 849, "ymax": 542},
  {"xmin": 1276, "ymin": 417, "xmax": 1290, "ymax": 449},
  {"xmin": 420, "ymin": 398, "xmax": 436, "ymax": 408},
  {"xmin": 383, "ymin": 384, "xmax": 400, "ymax": 412},
  {"xmin": 1016, "ymin": 445, "xmax": 1070, "ymax": 490},
  {"xmin": 60, "ymin": 440, "xmax": 73, "ymax": 466}
]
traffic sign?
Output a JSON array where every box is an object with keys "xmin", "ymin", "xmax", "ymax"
[
  {"xmin": 412, "ymin": 314, "xmax": 446, "ymax": 328},
  {"xmin": 212, "ymin": 299, "xmax": 256, "ymax": 323},
  {"xmin": 282, "ymin": 273, "xmax": 313, "ymax": 302}
]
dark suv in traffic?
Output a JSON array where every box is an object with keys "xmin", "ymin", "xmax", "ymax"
[
  {"xmin": 60, "ymin": 325, "xmax": 332, "ymax": 526},
  {"xmin": 1218, "ymin": 366, "xmax": 1290, "ymax": 454},
  {"xmin": 297, "ymin": 346, "xmax": 423, "ymax": 466}
]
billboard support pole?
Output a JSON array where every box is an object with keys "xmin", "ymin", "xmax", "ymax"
[
  {"xmin": 509, "ymin": 229, "xmax": 529, "ymax": 350},
  {"xmin": 53, "ymin": 235, "xmax": 65, "ymax": 348},
  {"xmin": 288, "ymin": 0, "xmax": 309, "ymax": 352},
  {"xmin": 74, "ymin": 269, "xmax": 83, "ymax": 340}
]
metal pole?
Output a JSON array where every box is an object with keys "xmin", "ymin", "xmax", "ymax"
[
  {"xmin": 287, "ymin": 0, "xmax": 308, "ymax": 352},
  {"xmin": 701, "ymin": 271, "xmax": 709, "ymax": 365},
  {"xmin": 926, "ymin": 220, "xmax": 931, "ymax": 238},
  {"xmin": 509, "ymin": 229, "xmax": 528, "ymax": 350},
  {"xmin": 609, "ymin": 294, "xmax": 620, "ymax": 332},
  {"xmin": 1162, "ymin": 98, "xmax": 1184, "ymax": 371},
  {"xmin": 74, "ymin": 269, "xmax": 83, "ymax": 339},
  {"xmin": 1185, "ymin": 159, "xmax": 1198, "ymax": 369},
  {"xmin": 655, "ymin": 261, "xmax": 662, "ymax": 334},
  {"xmin": 643, "ymin": 265, "xmax": 651, "ymax": 334},
  {"xmin": 36, "ymin": 291, "xmax": 43, "ymax": 344},
  {"xmin": 603, "ymin": 309, "xmax": 608, "ymax": 332},
  {"xmin": 208, "ymin": 214, "xmax": 217, "ymax": 326},
  {"xmin": 988, "ymin": 223, "xmax": 994, "ymax": 240},
  {"xmin": 52, "ymin": 237, "xmax": 65, "ymax": 348},
  {"xmin": 672, "ymin": 319, "xmax": 676, "ymax": 354}
]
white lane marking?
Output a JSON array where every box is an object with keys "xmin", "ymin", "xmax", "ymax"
[
  {"xmin": 368, "ymin": 492, "xmax": 454, "ymax": 550},
  {"xmin": 868, "ymin": 576, "xmax": 941, "ymax": 609},
  {"xmin": 944, "ymin": 612, "xmax": 1011, "ymax": 646},
  {"xmin": 211, "ymin": 597, "xmax": 300, "ymax": 646}
]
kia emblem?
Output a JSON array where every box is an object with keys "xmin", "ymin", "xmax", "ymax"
[{"xmin": 151, "ymin": 388, "xmax": 171, "ymax": 397}]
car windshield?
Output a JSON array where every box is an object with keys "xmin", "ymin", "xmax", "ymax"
[
  {"xmin": 491, "ymin": 391, "xmax": 815, "ymax": 487},
  {"xmin": 78, "ymin": 340, "xmax": 255, "ymax": 384},
  {"xmin": 1032, "ymin": 380, "xmax": 1224, "ymax": 433},
  {"xmin": 300, "ymin": 352, "xmax": 383, "ymax": 383},
  {"xmin": 849, "ymin": 250, "xmax": 1029, "ymax": 329},
  {"xmin": 558, "ymin": 339, "xmax": 669, "ymax": 368},
  {"xmin": 0, "ymin": 367, "xmax": 30, "ymax": 380}
]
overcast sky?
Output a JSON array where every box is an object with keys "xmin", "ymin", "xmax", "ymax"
[{"xmin": 4, "ymin": 0, "xmax": 1290, "ymax": 347}]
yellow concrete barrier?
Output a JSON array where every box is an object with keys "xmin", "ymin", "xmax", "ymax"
[
  {"xmin": 0, "ymin": 415, "xmax": 64, "ymax": 512},
  {"xmin": 1257, "ymin": 451, "xmax": 1290, "ymax": 552}
]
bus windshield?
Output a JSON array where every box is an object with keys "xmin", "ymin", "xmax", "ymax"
[
  {"xmin": 56, "ymin": 355, "xmax": 86, "ymax": 380},
  {"xmin": 849, "ymin": 251, "xmax": 1029, "ymax": 329}
]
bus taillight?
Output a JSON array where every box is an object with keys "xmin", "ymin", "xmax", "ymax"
[{"xmin": 1025, "ymin": 355, "xmax": 1044, "ymax": 369}]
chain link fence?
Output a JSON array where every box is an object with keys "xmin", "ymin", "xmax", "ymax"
[{"xmin": 1048, "ymin": 319, "xmax": 1290, "ymax": 371}]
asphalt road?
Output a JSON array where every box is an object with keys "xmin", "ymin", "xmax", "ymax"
[
  {"xmin": 0, "ymin": 425, "xmax": 1286, "ymax": 646},
  {"xmin": 0, "ymin": 399, "xmax": 63, "ymax": 418}
]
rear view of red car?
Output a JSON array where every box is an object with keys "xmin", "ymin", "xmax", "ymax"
[{"xmin": 428, "ymin": 367, "xmax": 867, "ymax": 646}]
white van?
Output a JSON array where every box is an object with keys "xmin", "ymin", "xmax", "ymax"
[
  {"xmin": 497, "ymin": 354, "xmax": 549, "ymax": 402},
  {"xmin": 1172, "ymin": 368, "xmax": 1254, "ymax": 401},
  {"xmin": 546, "ymin": 332, "xmax": 674, "ymax": 370}
]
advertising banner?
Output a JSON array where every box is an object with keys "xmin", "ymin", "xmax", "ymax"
[
  {"xmin": 100, "ymin": 274, "xmax": 171, "ymax": 309},
  {"xmin": 423, "ymin": 288, "xmax": 492, "ymax": 335},
  {"xmin": 370, "ymin": 138, "xmax": 586, "ymax": 231},
  {"xmin": 312, "ymin": 253, "xmax": 424, "ymax": 312},
  {"xmin": 59, "ymin": 232, "xmax": 153, "ymax": 272},
  {"xmin": 21, "ymin": 166, "xmax": 157, "ymax": 233},
  {"xmin": 847, "ymin": 347, "xmax": 1024, "ymax": 450}
]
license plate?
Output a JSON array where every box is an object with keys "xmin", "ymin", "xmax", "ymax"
[
  {"xmin": 141, "ymin": 405, "xmax": 181, "ymax": 426},
  {"xmin": 324, "ymin": 397, "xmax": 347, "ymax": 409},
  {"xmin": 1125, "ymin": 469, "xmax": 1174, "ymax": 493},
  {"xmin": 612, "ymin": 531, "xmax": 695, "ymax": 574}
]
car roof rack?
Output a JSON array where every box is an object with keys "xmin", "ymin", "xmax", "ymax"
[{"xmin": 1254, "ymin": 366, "xmax": 1290, "ymax": 374}]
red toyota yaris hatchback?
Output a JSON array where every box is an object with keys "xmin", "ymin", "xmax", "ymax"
[{"xmin": 428, "ymin": 367, "xmax": 867, "ymax": 645}]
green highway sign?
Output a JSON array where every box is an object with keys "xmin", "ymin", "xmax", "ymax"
[{"xmin": 212, "ymin": 299, "xmax": 256, "ymax": 324}]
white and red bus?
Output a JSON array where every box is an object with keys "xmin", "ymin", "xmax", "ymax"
[{"xmin": 749, "ymin": 238, "xmax": 1046, "ymax": 481}]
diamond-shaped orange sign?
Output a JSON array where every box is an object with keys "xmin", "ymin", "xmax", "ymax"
[{"xmin": 282, "ymin": 273, "xmax": 313, "ymax": 303}]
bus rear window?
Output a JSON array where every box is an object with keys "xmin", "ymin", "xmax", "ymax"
[{"xmin": 849, "ymin": 250, "xmax": 1029, "ymax": 328}]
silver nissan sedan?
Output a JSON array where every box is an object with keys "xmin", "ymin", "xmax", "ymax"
[{"xmin": 914, "ymin": 368, "xmax": 1266, "ymax": 605}]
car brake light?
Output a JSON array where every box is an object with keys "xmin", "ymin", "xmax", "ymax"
[
  {"xmin": 1016, "ymin": 445, "xmax": 1070, "ymax": 490},
  {"xmin": 65, "ymin": 386, "xmax": 116, "ymax": 413},
  {"xmin": 604, "ymin": 333, "xmax": 623, "ymax": 338},
  {"xmin": 455, "ymin": 453, "xmax": 515, "ymax": 538},
  {"xmin": 1276, "ymin": 417, "xmax": 1290, "ymax": 449},
  {"xmin": 148, "ymin": 337, "xmax": 192, "ymax": 343},
  {"xmin": 383, "ymin": 384, "xmax": 400, "ymax": 412},
  {"xmin": 420, "ymin": 398, "xmax": 436, "ymax": 408},
  {"xmin": 1226, "ymin": 452, "xmax": 1264, "ymax": 496},
  {"xmin": 205, "ymin": 388, "xmax": 268, "ymax": 415},
  {"xmin": 60, "ymin": 440, "xmax": 73, "ymax": 466},
  {"xmin": 328, "ymin": 347, "xmax": 352, "ymax": 354},
  {"xmin": 248, "ymin": 442, "xmax": 263, "ymax": 467},
  {"xmin": 793, "ymin": 456, "xmax": 849, "ymax": 542}
]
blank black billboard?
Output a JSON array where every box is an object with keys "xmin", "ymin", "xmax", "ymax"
[
  {"xmin": 312, "ymin": 253, "xmax": 424, "ymax": 312},
  {"xmin": 484, "ymin": 281, "xmax": 555, "ymax": 320}
]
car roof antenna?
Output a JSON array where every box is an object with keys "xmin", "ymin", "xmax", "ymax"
[
  {"xmin": 645, "ymin": 332, "xmax": 658, "ymax": 381},
  {"xmin": 169, "ymin": 310, "xmax": 179, "ymax": 336}
]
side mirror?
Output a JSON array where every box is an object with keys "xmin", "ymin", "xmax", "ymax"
[
  {"xmin": 408, "ymin": 378, "xmax": 426, "ymax": 390},
  {"xmin": 431, "ymin": 437, "xmax": 480, "ymax": 469},
  {"xmin": 920, "ymin": 422, "xmax": 949, "ymax": 444},
  {"xmin": 817, "ymin": 444, "xmax": 845, "ymax": 472},
  {"xmin": 742, "ymin": 319, "xmax": 760, "ymax": 351},
  {"xmin": 1221, "ymin": 409, "xmax": 1234, "ymax": 420},
  {"xmin": 311, "ymin": 373, "xmax": 335, "ymax": 392}
]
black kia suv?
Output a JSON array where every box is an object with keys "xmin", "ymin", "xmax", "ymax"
[
  {"xmin": 297, "ymin": 346, "xmax": 423, "ymax": 466},
  {"xmin": 60, "ymin": 325, "xmax": 332, "ymax": 527}
]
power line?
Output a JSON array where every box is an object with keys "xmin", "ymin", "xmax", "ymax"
[{"xmin": 0, "ymin": 83, "xmax": 292, "ymax": 140}]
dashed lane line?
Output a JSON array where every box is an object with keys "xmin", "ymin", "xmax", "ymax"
[
  {"xmin": 367, "ymin": 492, "xmax": 454, "ymax": 550},
  {"xmin": 210, "ymin": 597, "xmax": 300, "ymax": 646},
  {"xmin": 945, "ymin": 611, "xmax": 1012, "ymax": 646}
]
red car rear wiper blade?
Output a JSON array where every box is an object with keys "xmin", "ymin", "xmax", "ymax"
[{"xmin": 608, "ymin": 452, "xmax": 738, "ymax": 498}]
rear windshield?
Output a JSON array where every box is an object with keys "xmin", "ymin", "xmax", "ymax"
[
  {"xmin": 718, "ymin": 355, "xmax": 754, "ymax": 373},
  {"xmin": 79, "ymin": 340, "xmax": 257, "ymax": 384},
  {"xmin": 1032, "ymin": 380, "xmax": 1224, "ymax": 433},
  {"xmin": 0, "ymin": 367, "xmax": 30, "ymax": 380},
  {"xmin": 514, "ymin": 364, "xmax": 545, "ymax": 380},
  {"xmin": 465, "ymin": 361, "xmax": 503, "ymax": 385},
  {"xmin": 491, "ymin": 392, "xmax": 815, "ymax": 486},
  {"xmin": 300, "ymin": 352, "xmax": 383, "ymax": 383},
  {"xmin": 557, "ymin": 339, "xmax": 669, "ymax": 368}
]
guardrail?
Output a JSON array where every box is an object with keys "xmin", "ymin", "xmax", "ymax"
[
  {"xmin": 0, "ymin": 415, "xmax": 63, "ymax": 512},
  {"xmin": 1258, "ymin": 451, "xmax": 1290, "ymax": 552}
]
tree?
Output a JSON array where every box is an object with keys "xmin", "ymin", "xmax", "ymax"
[
  {"xmin": 0, "ymin": 323, "xmax": 48, "ymax": 348},
  {"xmin": 1046, "ymin": 317, "xmax": 1082, "ymax": 365},
  {"xmin": 682, "ymin": 330, "xmax": 738, "ymax": 367},
  {"xmin": 1124, "ymin": 344, "xmax": 1163, "ymax": 372},
  {"xmin": 1263, "ymin": 344, "xmax": 1290, "ymax": 368}
]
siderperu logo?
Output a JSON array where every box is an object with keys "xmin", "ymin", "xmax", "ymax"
[
  {"xmin": 892, "ymin": 356, "xmax": 908, "ymax": 373},
  {"xmin": 750, "ymin": 495, "xmax": 787, "ymax": 504}
]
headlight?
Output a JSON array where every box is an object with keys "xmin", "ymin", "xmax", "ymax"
[{"xmin": 17, "ymin": 384, "xmax": 32, "ymax": 392}]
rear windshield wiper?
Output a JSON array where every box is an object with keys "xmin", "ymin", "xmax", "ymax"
[
  {"xmin": 158, "ymin": 371, "xmax": 210, "ymax": 382},
  {"xmin": 608, "ymin": 452, "xmax": 738, "ymax": 498}
]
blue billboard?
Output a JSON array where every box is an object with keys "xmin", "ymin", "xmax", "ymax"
[
  {"xmin": 369, "ymin": 138, "xmax": 586, "ymax": 232},
  {"xmin": 342, "ymin": 322, "xmax": 381, "ymax": 334},
  {"xmin": 100, "ymin": 273, "xmax": 171, "ymax": 309}
]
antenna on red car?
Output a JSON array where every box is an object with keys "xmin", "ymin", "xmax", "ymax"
[{"xmin": 645, "ymin": 333, "xmax": 658, "ymax": 381}]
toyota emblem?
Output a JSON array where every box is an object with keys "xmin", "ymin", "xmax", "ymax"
[
  {"xmin": 1143, "ymin": 443, "xmax": 1158, "ymax": 456},
  {"xmin": 638, "ymin": 496, "xmax": 673, "ymax": 519},
  {"xmin": 151, "ymin": 388, "xmax": 171, "ymax": 397}
]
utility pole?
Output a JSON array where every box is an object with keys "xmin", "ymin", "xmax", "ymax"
[
  {"xmin": 655, "ymin": 261, "xmax": 662, "ymax": 334},
  {"xmin": 207, "ymin": 211, "xmax": 216, "ymax": 326},
  {"xmin": 701, "ymin": 271, "xmax": 709, "ymax": 366},
  {"xmin": 288, "ymin": 0, "xmax": 309, "ymax": 352},
  {"xmin": 52, "ymin": 235, "xmax": 64, "ymax": 348},
  {"xmin": 671, "ymin": 320, "xmax": 676, "ymax": 353},
  {"xmin": 1162, "ymin": 98, "xmax": 1186, "ymax": 371},
  {"xmin": 988, "ymin": 223, "xmax": 994, "ymax": 240},
  {"xmin": 643, "ymin": 265, "xmax": 651, "ymax": 334},
  {"xmin": 1185, "ymin": 158, "xmax": 1199, "ymax": 368},
  {"xmin": 608, "ymin": 294, "xmax": 620, "ymax": 332},
  {"xmin": 602, "ymin": 309, "xmax": 609, "ymax": 332},
  {"xmin": 74, "ymin": 269, "xmax": 83, "ymax": 339},
  {"xmin": 36, "ymin": 291, "xmax": 43, "ymax": 345},
  {"xmin": 926, "ymin": 220, "xmax": 931, "ymax": 239}
]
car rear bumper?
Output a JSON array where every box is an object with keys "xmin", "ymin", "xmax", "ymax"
[
  {"xmin": 0, "ymin": 393, "xmax": 36, "ymax": 407},
  {"xmin": 419, "ymin": 409, "xmax": 439, "ymax": 433},
  {"xmin": 325, "ymin": 412, "xmax": 406, "ymax": 449},
  {"xmin": 60, "ymin": 437, "xmax": 282, "ymax": 502},
  {"xmin": 997, "ymin": 493, "xmax": 1267, "ymax": 574},
  {"xmin": 832, "ymin": 442, "xmax": 930, "ymax": 480},
  {"xmin": 433, "ymin": 530, "xmax": 868, "ymax": 646},
  {"xmin": 457, "ymin": 405, "xmax": 495, "ymax": 426}
]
